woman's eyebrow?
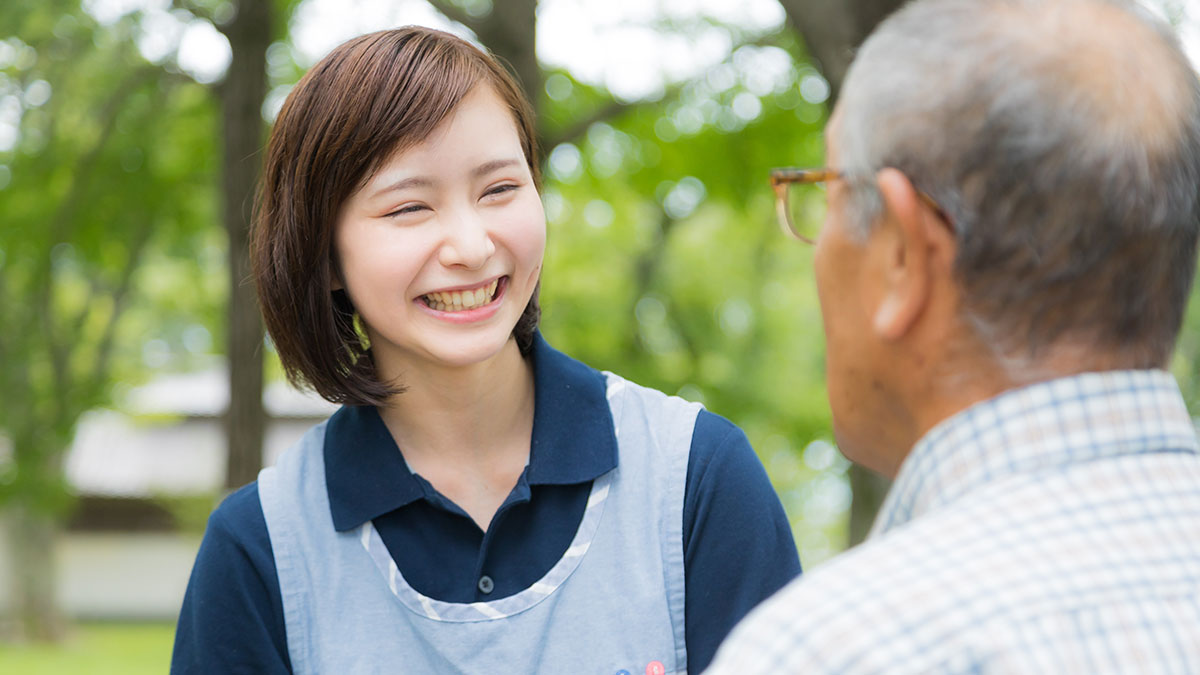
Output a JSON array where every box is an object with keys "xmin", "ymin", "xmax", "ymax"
[
  {"xmin": 370, "ymin": 175, "xmax": 433, "ymax": 199},
  {"xmin": 368, "ymin": 159, "xmax": 522, "ymax": 199},
  {"xmin": 472, "ymin": 158, "xmax": 521, "ymax": 177}
]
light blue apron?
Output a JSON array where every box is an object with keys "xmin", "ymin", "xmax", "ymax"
[{"xmin": 259, "ymin": 372, "xmax": 700, "ymax": 674}]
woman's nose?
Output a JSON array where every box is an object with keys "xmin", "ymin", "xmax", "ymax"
[{"xmin": 438, "ymin": 209, "xmax": 496, "ymax": 269}]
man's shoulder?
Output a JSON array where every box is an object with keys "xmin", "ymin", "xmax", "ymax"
[
  {"xmin": 711, "ymin": 455, "xmax": 1200, "ymax": 673},
  {"xmin": 709, "ymin": 507, "xmax": 1031, "ymax": 673},
  {"xmin": 708, "ymin": 530, "xmax": 945, "ymax": 672}
]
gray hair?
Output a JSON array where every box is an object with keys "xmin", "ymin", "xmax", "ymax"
[{"xmin": 834, "ymin": 0, "xmax": 1200, "ymax": 371}]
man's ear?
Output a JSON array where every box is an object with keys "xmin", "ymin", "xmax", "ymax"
[{"xmin": 870, "ymin": 168, "xmax": 955, "ymax": 340}]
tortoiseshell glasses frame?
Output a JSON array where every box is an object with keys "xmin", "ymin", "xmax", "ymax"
[{"xmin": 769, "ymin": 168, "xmax": 945, "ymax": 243}]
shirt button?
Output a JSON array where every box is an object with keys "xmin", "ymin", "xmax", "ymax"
[{"xmin": 478, "ymin": 575, "xmax": 494, "ymax": 594}]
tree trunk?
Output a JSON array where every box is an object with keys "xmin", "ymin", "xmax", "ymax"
[
  {"xmin": 5, "ymin": 423, "xmax": 71, "ymax": 642},
  {"xmin": 473, "ymin": 0, "xmax": 540, "ymax": 118},
  {"xmin": 220, "ymin": 0, "xmax": 272, "ymax": 490},
  {"xmin": 426, "ymin": 0, "xmax": 541, "ymax": 127},
  {"xmin": 9, "ymin": 504, "xmax": 65, "ymax": 642},
  {"xmin": 775, "ymin": 0, "xmax": 905, "ymax": 101},
  {"xmin": 775, "ymin": 0, "xmax": 908, "ymax": 546}
]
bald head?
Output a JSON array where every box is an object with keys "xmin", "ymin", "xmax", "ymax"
[
  {"xmin": 832, "ymin": 0, "xmax": 1200, "ymax": 374},
  {"xmin": 994, "ymin": 0, "xmax": 1190, "ymax": 147}
]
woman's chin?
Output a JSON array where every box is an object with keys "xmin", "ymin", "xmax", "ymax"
[{"xmin": 382, "ymin": 329, "xmax": 519, "ymax": 374}]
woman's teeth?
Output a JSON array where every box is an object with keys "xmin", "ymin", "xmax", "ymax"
[{"xmin": 422, "ymin": 279, "xmax": 500, "ymax": 312}]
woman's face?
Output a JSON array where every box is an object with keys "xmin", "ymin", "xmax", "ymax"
[{"xmin": 334, "ymin": 84, "xmax": 545, "ymax": 376}]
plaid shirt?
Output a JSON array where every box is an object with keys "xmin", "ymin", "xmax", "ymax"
[{"xmin": 708, "ymin": 370, "xmax": 1200, "ymax": 674}]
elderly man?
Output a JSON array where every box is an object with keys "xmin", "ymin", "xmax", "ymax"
[{"xmin": 708, "ymin": 0, "xmax": 1200, "ymax": 672}]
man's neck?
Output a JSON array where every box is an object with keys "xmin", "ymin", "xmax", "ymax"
[{"xmin": 897, "ymin": 344, "xmax": 1156, "ymax": 476}]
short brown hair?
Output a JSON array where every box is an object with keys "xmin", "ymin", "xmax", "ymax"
[{"xmin": 252, "ymin": 27, "xmax": 542, "ymax": 406}]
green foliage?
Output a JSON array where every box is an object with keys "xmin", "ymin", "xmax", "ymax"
[
  {"xmin": 0, "ymin": 5, "xmax": 223, "ymax": 512},
  {"xmin": 0, "ymin": 1, "xmax": 235, "ymax": 638},
  {"xmin": 535, "ymin": 37, "xmax": 851, "ymax": 560}
]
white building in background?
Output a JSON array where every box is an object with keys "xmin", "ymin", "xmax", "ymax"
[{"xmin": 0, "ymin": 369, "xmax": 336, "ymax": 621}]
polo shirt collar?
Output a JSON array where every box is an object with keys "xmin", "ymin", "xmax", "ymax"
[{"xmin": 324, "ymin": 332, "xmax": 618, "ymax": 531}]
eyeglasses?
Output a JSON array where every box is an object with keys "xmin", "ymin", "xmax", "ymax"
[
  {"xmin": 769, "ymin": 167, "xmax": 947, "ymax": 243},
  {"xmin": 769, "ymin": 168, "xmax": 839, "ymax": 243}
]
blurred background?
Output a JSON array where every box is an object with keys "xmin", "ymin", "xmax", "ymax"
[{"xmin": 1, "ymin": 0, "xmax": 1199, "ymax": 670}]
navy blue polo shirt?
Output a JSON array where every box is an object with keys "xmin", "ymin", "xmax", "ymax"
[{"xmin": 171, "ymin": 334, "xmax": 801, "ymax": 674}]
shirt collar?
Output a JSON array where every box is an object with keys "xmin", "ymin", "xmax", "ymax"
[
  {"xmin": 871, "ymin": 369, "xmax": 1199, "ymax": 537},
  {"xmin": 324, "ymin": 332, "xmax": 618, "ymax": 531}
]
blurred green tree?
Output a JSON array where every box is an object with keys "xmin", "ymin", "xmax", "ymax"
[
  {"xmin": 0, "ymin": 0, "xmax": 306, "ymax": 641},
  {"xmin": 0, "ymin": 2, "xmax": 224, "ymax": 639}
]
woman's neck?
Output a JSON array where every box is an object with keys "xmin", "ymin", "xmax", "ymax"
[
  {"xmin": 375, "ymin": 337, "xmax": 535, "ymax": 469},
  {"xmin": 373, "ymin": 338, "xmax": 535, "ymax": 531}
]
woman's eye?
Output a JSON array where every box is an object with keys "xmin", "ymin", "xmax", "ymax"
[
  {"xmin": 385, "ymin": 203, "xmax": 427, "ymax": 218},
  {"xmin": 483, "ymin": 183, "xmax": 519, "ymax": 199}
]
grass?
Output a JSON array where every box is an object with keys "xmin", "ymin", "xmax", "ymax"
[{"xmin": 0, "ymin": 622, "xmax": 175, "ymax": 675}]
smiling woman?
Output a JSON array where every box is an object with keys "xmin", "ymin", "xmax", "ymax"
[
  {"xmin": 333, "ymin": 84, "xmax": 545, "ymax": 378},
  {"xmin": 251, "ymin": 28, "xmax": 545, "ymax": 407},
  {"xmin": 170, "ymin": 26, "xmax": 801, "ymax": 675}
]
